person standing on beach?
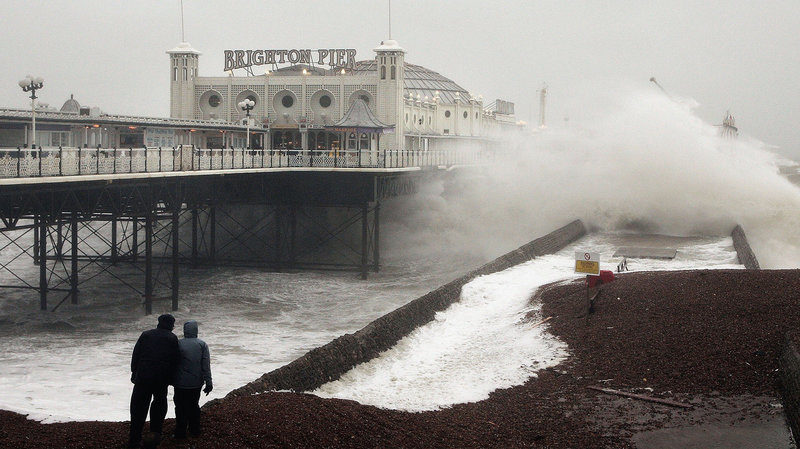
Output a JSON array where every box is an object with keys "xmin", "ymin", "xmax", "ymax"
[
  {"xmin": 173, "ymin": 320, "xmax": 213, "ymax": 439},
  {"xmin": 129, "ymin": 314, "xmax": 180, "ymax": 448}
]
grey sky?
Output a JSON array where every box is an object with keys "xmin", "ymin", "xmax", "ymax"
[{"xmin": 1, "ymin": 1, "xmax": 798, "ymax": 158}]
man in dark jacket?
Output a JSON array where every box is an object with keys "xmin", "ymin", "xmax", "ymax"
[
  {"xmin": 173, "ymin": 320, "xmax": 213, "ymax": 439},
  {"xmin": 129, "ymin": 314, "xmax": 180, "ymax": 448}
]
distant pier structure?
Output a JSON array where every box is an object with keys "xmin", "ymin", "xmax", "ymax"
[{"xmin": 718, "ymin": 111, "xmax": 738, "ymax": 139}]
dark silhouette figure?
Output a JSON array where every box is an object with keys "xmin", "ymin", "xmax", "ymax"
[
  {"xmin": 128, "ymin": 314, "xmax": 180, "ymax": 448},
  {"xmin": 173, "ymin": 320, "xmax": 213, "ymax": 439}
]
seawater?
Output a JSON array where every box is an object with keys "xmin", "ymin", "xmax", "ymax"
[{"xmin": 312, "ymin": 233, "xmax": 742, "ymax": 411}]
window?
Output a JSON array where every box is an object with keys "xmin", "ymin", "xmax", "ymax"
[
  {"xmin": 475, "ymin": 112, "xmax": 478, "ymax": 119},
  {"xmin": 463, "ymin": 111, "xmax": 468, "ymax": 119},
  {"xmin": 359, "ymin": 94, "xmax": 370, "ymax": 104},
  {"xmin": 391, "ymin": 66, "xmax": 396, "ymax": 80},
  {"xmin": 380, "ymin": 66, "xmax": 386, "ymax": 80},
  {"xmin": 282, "ymin": 95, "xmax": 294, "ymax": 108},
  {"xmin": 444, "ymin": 110, "xmax": 451, "ymax": 118},
  {"xmin": 208, "ymin": 94, "xmax": 221, "ymax": 107},
  {"xmin": 319, "ymin": 95, "xmax": 331, "ymax": 108},
  {"xmin": 428, "ymin": 116, "xmax": 431, "ymax": 125},
  {"xmin": 348, "ymin": 132, "xmax": 357, "ymax": 150},
  {"xmin": 183, "ymin": 67, "xmax": 187, "ymax": 81},
  {"xmin": 173, "ymin": 67, "xmax": 177, "ymax": 81},
  {"xmin": 359, "ymin": 133, "xmax": 369, "ymax": 150}
]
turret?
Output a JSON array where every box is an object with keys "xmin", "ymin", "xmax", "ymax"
[
  {"xmin": 167, "ymin": 42, "xmax": 201, "ymax": 119},
  {"xmin": 374, "ymin": 39, "xmax": 405, "ymax": 150}
]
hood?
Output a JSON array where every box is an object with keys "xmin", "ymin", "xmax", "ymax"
[{"xmin": 183, "ymin": 320, "xmax": 198, "ymax": 338}]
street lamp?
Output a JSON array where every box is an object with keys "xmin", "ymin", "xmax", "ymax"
[
  {"xmin": 18, "ymin": 75, "xmax": 44, "ymax": 148},
  {"xmin": 238, "ymin": 98, "xmax": 255, "ymax": 149}
]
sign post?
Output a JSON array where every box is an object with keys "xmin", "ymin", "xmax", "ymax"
[{"xmin": 575, "ymin": 251, "xmax": 601, "ymax": 318}]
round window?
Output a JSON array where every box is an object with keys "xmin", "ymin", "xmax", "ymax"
[
  {"xmin": 444, "ymin": 110, "xmax": 451, "ymax": 118},
  {"xmin": 463, "ymin": 111, "xmax": 468, "ymax": 119},
  {"xmin": 359, "ymin": 94, "xmax": 370, "ymax": 104},
  {"xmin": 319, "ymin": 95, "xmax": 332, "ymax": 108},
  {"xmin": 208, "ymin": 95, "xmax": 221, "ymax": 108},
  {"xmin": 282, "ymin": 95, "xmax": 294, "ymax": 108}
]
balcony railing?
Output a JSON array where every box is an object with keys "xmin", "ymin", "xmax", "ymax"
[{"xmin": 0, "ymin": 146, "xmax": 490, "ymax": 179}]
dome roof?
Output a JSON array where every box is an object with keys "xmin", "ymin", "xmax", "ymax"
[
  {"xmin": 353, "ymin": 61, "xmax": 470, "ymax": 104},
  {"xmin": 60, "ymin": 94, "xmax": 80, "ymax": 114}
]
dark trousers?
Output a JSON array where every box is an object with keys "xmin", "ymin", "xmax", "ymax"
[
  {"xmin": 173, "ymin": 387, "xmax": 202, "ymax": 437},
  {"xmin": 129, "ymin": 381, "xmax": 168, "ymax": 446}
]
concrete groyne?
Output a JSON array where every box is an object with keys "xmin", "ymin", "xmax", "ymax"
[
  {"xmin": 225, "ymin": 219, "xmax": 586, "ymax": 397},
  {"xmin": 731, "ymin": 225, "xmax": 760, "ymax": 269},
  {"xmin": 779, "ymin": 333, "xmax": 800, "ymax": 442}
]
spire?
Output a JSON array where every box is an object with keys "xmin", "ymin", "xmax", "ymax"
[
  {"xmin": 388, "ymin": 0, "xmax": 392, "ymax": 40},
  {"xmin": 180, "ymin": 0, "xmax": 186, "ymax": 42}
]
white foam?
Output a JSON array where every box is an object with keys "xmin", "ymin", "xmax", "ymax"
[{"xmin": 313, "ymin": 234, "xmax": 741, "ymax": 411}]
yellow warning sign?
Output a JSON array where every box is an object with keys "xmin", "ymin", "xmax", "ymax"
[{"xmin": 575, "ymin": 260, "xmax": 600, "ymax": 275}]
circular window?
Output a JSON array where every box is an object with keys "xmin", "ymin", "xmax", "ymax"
[
  {"xmin": 463, "ymin": 111, "xmax": 468, "ymax": 119},
  {"xmin": 282, "ymin": 95, "xmax": 294, "ymax": 108},
  {"xmin": 444, "ymin": 110, "xmax": 451, "ymax": 118},
  {"xmin": 319, "ymin": 95, "xmax": 332, "ymax": 108},
  {"xmin": 208, "ymin": 95, "xmax": 221, "ymax": 108},
  {"xmin": 359, "ymin": 95, "xmax": 370, "ymax": 104}
]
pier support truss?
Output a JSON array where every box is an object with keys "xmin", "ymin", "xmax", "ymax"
[{"xmin": 0, "ymin": 171, "xmax": 393, "ymax": 313}]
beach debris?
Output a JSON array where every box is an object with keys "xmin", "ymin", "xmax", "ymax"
[
  {"xmin": 587, "ymin": 386, "xmax": 692, "ymax": 409},
  {"xmin": 530, "ymin": 316, "xmax": 553, "ymax": 329}
]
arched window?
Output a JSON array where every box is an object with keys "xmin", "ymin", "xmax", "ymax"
[
  {"xmin": 380, "ymin": 66, "xmax": 386, "ymax": 80},
  {"xmin": 348, "ymin": 132, "xmax": 357, "ymax": 150},
  {"xmin": 173, "ymin": 67, "xmax": 177, "ymax": 81},
  {"xmin": 359, "ymin": 133, "xmax": 370, "ymax": 150},
  {"xmin": 183, "ymin": 67, "xmax": 187, "ymax": 81},
  {"xmin": 390, "ymin": 66, "xmax": 396, "ymax": 80}
]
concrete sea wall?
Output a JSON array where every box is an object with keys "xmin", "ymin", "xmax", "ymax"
[
  {"xmin": 731, "ymin": 225, "xmax": 760, "ymax": 269},
  {"xmin": 226, "ymin": 219, "xmax": 586, "ymax": 397},
  {"xmin": 779, "ymin": 333, "xmax": 800, "ymax": 442}
]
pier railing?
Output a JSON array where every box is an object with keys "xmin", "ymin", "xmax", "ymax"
[{"xmin": 0, "ymin": 146, "xmax": 489, "ymax": 179}]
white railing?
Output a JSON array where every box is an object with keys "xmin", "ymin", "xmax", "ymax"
[{"xmin": 0, "ymin": 146, "xmax": 490, "ymax": 179}]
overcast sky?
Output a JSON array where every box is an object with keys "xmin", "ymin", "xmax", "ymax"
[{"xmin": 1, "ymin": 1, "xmax": 798, "ymax": 158}]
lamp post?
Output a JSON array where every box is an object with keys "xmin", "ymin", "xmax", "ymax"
[
  {"xmin": 18, "ymin": 75, "xmax": 44, "ymax": 148},
  {"xmin": 238, "ymin": 98, "xmax": 255, "ymax": 149}
]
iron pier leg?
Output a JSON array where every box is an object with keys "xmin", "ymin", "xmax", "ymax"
[
  {"xmin": 111, "ymin": 214, "xmax": 118, "ymax": 265},
  {"xmin": 191, "ymin": 207, "xmax": 198, "ymax": 267},
  {"xmin": 289, "ymin": 205, "xmax": 297, "ymax": 268},
  {"xmin": 274, "ymin": 206, "xmax": 282, "ymax": 270},
  {"xmin": 144, "ymin": 211, "xmax": 153, "ymax": 315},
  {"xmin": 209, "ymin": 206, "xmax": 216, "ymax": 264},
  {"xmin": 171, "ymin": 187, "xmax": 180, "ymax": 311},
  {"xmin": 373, "ymin": 203, "xmax": 380, "ymax": 273},
  {"xmin": 132, "ymin": 218, "xmax": 138, "ymax": 263},
  {"xmin": 70, "ymin": 214, "xmax": 78, "ymax": 304},
  {"xmin": 33, "ymin": 216, "xmax": 40, "ymax": 265},
  {"xmin": 361, "ymin": 203, "xmax": 368, "ymax": 280},
  {"xmin": 39, "ymin": 219, "xmax": 47, "ymax": 310},
  {"xmin": 56, "ymin": 222, "xmax": 63, "ymax": 260}
]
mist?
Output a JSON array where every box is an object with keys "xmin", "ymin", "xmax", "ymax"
[{"xmin": 383, "ymin": 87, "xmax": 800, "ymax": 269}]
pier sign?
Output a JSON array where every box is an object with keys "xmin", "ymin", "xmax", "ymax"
[
  {"xmin": 575, "ymin": 251, "xmax": 600, "ymax": 275},
  {"xmin": 224, "ymin": 48, "xmax": 357, "ymax": 71}
]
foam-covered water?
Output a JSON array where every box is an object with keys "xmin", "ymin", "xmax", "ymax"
[{"xmin": 313, "ymin": 233, "xmax": 742, "ymax": 411}]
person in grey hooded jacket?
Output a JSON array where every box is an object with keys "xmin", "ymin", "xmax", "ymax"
[{"xmin": 173, "ymin": 320, "xmax": 212, "ymax": 439}]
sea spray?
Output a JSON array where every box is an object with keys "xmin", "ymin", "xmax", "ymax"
[{"xmin": 382, "ymin": 88, "xmax": 800, "ymax": 268}]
